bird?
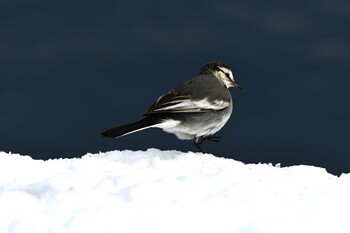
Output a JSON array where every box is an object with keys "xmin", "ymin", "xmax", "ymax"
[{"xmin": 101, "ymin": 61, "xmax": 242, "ymax": 151}]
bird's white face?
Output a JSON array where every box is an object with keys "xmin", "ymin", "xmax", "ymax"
[{"xmin": 214, "ymin": 66, "xmax": 235, "ymax": 88}]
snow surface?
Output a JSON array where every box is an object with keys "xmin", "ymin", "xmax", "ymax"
[{"xmin": 1, "ymin": 149, "xmax": 350, "ymax": 233}]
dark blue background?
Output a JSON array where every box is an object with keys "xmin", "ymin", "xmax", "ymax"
[{"xmin": 1, "ymin": 0, "xmax": 349, "ymax": 175}]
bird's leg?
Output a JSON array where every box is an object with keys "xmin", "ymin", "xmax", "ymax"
[
  {"xmin": 192, "ymin": 137, "xmax": 204, "ymax": 153},
  {"xmin": 192, "ymin": 135, "xmax": 223, "ymax": 152}
]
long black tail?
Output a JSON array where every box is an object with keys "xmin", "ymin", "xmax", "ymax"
[{"xmin": 101, "ymin": 116, "xmax": 161, "ymax": 138}]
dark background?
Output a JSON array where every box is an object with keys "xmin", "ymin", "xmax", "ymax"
[{"xmin": 1, "ymin": 0, "xmax": 349, "ymax": 175}]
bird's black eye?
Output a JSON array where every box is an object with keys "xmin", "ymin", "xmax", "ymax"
[{"xmin": 224, "ymin": 72, "xmax": 230, "ymax": 78}]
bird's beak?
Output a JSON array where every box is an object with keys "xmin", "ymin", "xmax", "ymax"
[{"xmin": 231, "ymin": 81, "xmax": 243, "ymax": 90}]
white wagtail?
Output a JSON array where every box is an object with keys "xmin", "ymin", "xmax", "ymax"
[{"xmin": 101, "ymin": 62, "xmax": 242, "ymax": 151}]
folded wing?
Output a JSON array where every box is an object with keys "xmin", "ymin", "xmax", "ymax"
[{"xmin": 144, "ymin": 91, "xmax": 230, "ymax": 115}]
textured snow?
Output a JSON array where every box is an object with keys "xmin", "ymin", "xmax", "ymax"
[{"xmin": 1, "ymin": 149, "xmax": 350, "ymax": 233}]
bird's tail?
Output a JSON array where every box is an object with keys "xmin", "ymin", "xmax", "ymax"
[{"xmin": 101, "ymin": 116, "xmax": 161, "ymax": 138}]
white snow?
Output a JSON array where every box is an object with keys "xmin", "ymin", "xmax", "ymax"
[{"xmin": 0, "ymin": 149, "xmax": 350, "ymax": 233}]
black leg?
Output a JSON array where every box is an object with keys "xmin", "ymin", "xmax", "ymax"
[
  {"xmin": 192, "ymin": 138, "xmax": 204, "ymax": 152},
  {"xmin": 192, "ymin": 135, "xmax": 223, "ymax": 152}
]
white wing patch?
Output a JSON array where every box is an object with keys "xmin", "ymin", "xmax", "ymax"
[{"xmin": 152, "ymin": 98, "xmax": 229, "ymax": 113}]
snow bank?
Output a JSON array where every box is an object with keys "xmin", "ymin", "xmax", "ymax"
[{"xmin": 0, "ymin": 149, "xmax": 350, "ymax": 233}]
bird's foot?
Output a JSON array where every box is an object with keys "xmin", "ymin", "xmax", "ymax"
[
  {"xmin": 192, "ymin": 135, "xmax": 223, "ymax": 152},
  {"xmin": 192, "ymin": 141, "xmax": 204, "ymax": 153}
]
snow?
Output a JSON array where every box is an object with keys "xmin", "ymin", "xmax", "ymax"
[{"xmin": 1, "ymin": 149, "xmax": 350, "ymax": 233}]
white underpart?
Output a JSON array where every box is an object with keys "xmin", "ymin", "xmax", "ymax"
[
  {"xmin": 154, "ymin": 119, "xmax": 193, "ymax": 139},
  {"xmin": 155, "ymin": 119, "xmax": 181, "ymax": 129},
  {"xmin": 155, "ymin": 97, "xmax": 232, "ymax": 140},
  {"xmin": 154, "ymin": 98, "xmax": 229, "ymax": 112},
  {"xmin": 158, "ymin": 110, "xmax": 231, "ymax": 140}
]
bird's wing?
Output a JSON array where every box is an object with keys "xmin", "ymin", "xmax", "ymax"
[{"xmin": 144, "ymin": 91, "xmax": 230, "ymax": 115}]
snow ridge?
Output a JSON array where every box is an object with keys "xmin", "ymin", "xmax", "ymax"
[{"xmin": 0, "ymin": 149, "xmax": 350, "ymax": 233}]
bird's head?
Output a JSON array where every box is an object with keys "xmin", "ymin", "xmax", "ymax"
[{"xmin": 200, "ymin": 62, "xmax": 242, "ymax": 89}]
